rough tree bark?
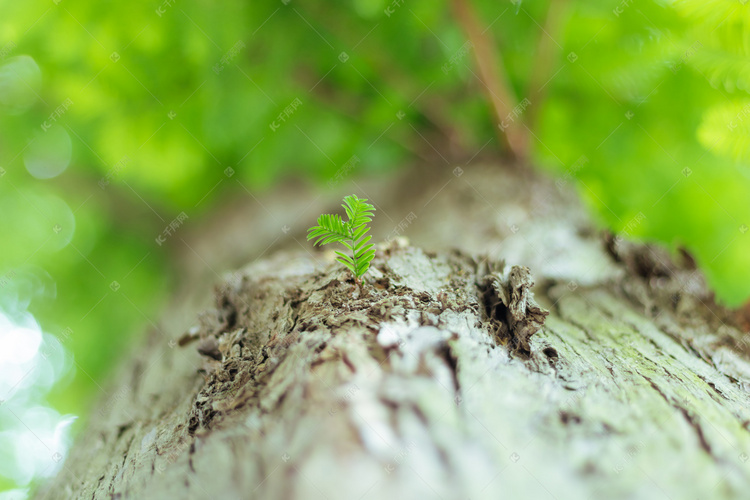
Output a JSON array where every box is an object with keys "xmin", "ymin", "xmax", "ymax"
[{"xmin": 37, "ymin": 164, "xmax": 750, "ymax": 500}]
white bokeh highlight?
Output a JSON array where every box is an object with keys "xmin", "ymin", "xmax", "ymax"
[{"xmin": 0, "ymin": 273, "xmax": 76, "ymax": 497}]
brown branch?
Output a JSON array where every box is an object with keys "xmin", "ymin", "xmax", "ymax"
[
  {"xmin": 296, "ymin": 4, "xmax": 471, "ymax": 162},
  {"xmin": 525, "ymin": 0, "xmax": 570, "ymax": 131},
  {"xmin": 451, "ymin": 0, "xmax": 529, "ymax": 161}
]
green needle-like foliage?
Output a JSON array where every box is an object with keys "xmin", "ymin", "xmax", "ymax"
[{"xmin": 307, "ymin": 195, "xmax": 376, "ymax": 282}]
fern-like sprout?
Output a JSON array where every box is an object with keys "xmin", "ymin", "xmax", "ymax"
[{"xmin": 307, "ymin": 195, "xmax": 376, "ymax": 284}]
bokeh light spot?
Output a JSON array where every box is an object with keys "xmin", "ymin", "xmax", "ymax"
[
  {"xmin": 23, "ymin": 127, "xmax": 72, "ymax": 180},
  {"xmin": 0, "ymin": 56, "xmax": 41, "ymax": 116}
]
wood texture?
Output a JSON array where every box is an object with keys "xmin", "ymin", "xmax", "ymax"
[{"xmin": 37, "ymin": 165, "xmax": 750, "ymax": 500}]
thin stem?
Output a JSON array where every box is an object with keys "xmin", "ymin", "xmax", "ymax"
[
  {"xmin": 526, "ymin": 0, "xmax": 570, "ymax": 131},
  {"xmin": 451, "ymin": 0, "xmax": 529, "ymax": 161},
  {"xmin": 350, "ymin": 236, "xmax": 358, "ymax": 279},
  {"xmin": 347, "ymin": 224, "xmax": 357, "ymax": 280}
]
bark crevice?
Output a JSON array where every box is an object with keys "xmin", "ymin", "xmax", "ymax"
[{"xmin": 38, "ymin": 165, "xmax": 750, "ymax": 500}]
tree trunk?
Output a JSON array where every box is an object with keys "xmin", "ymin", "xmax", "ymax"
[{"xmin": 37, "ymin": 164, "xmax": 750, "ymax": 500}]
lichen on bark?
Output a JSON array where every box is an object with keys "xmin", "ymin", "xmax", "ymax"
[{"xmin": 37, "ymin": 165, "xmax": 750, "ymax": 500}]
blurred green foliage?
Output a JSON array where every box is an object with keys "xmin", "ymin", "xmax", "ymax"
[{"xmin": 1, "ymin": 0, "xmax": 749, "ymax": 494}]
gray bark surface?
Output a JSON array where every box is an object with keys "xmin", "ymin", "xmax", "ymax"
[{"xmin": 37, "ymin": 165, "xmax": 750, "ymax": 500}]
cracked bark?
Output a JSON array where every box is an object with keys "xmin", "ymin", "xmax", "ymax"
[{"xmin": 37, "ymin": 164, "xmax": 750, "ymax": 500}]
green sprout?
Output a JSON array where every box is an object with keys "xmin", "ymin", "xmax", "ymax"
[{"xmin": 307, "ymin": 194, "xmax": 376, "ymax": 284}]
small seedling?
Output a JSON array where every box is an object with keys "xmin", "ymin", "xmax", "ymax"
[{"xmin": 307, "ymin": 194, "xmax": 376, "ymax": 285}]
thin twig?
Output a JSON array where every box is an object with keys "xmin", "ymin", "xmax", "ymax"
[
  {"xmin": 299, "ymin": 4, "xmax": 469, "ymax": 160},
  {"xmin": 525, "ymin": 0, "xmax": 570, "ymax": 131},
  {"xmin": 451, "ymin": 0, "xmax": 529, "ymax": 161}
]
